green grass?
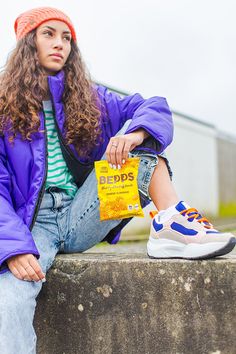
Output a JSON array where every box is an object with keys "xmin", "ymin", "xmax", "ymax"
[{"xmin": 219, "ymin": 202, "xmax": 236, "ymax": 217}]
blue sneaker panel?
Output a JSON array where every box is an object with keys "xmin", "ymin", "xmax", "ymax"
[
  {"xmin": 175, "ymin": 201, "xmax": 187, "ymax": 212},
  {"xmin": 153, "ymin": 219, "xmax": 163, "ymax": 232},
  {"xmin": 170, "ymin": 222, "xmax": 198, "ymax": 236}
]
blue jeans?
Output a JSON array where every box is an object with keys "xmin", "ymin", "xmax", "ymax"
[{"xmin": 0, "ymin": 147, "xmax": 170, "ymax": 354}]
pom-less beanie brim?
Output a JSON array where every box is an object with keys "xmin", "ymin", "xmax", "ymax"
[{"xmin": 14, "ymin": 7, "xmax": 77, "ymax": 41}]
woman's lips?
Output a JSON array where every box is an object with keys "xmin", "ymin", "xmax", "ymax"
[{"xmin": 50, "ymin": 54, "xmax": 63, "ymax": 60}]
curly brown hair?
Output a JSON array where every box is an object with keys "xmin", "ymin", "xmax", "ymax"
[{"xmin": 0, "ymin": 30, "xmax": 104, "ymax": 158}]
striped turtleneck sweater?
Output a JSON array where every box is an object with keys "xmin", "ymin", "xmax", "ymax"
[{"xmin": 43, "ymin": 100, "xmax": 78, "ymax": 197}]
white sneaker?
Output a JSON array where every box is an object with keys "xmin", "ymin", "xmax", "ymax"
[{"xmin": 147, "ymin": 201, "xmax": 236, "ymax": 260}]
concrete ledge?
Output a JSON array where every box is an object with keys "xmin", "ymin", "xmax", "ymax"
[{"xmin": 34, "ymin": 253, "xmax": 236, "ymax": 354}]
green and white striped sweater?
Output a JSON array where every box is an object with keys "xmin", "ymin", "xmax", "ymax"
[{"xmin": 43, "ymin": 100, "xmax": 78, "ymax": 198}]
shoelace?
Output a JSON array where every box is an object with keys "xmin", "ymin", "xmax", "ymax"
[{"xmin": 180, "ymin": 208, "xmax": 213, "ymax": 229}]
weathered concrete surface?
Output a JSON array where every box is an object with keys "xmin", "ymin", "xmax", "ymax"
[{"xmin": 34, "ymin": 253, "xmax": 236, "ymax": 354}]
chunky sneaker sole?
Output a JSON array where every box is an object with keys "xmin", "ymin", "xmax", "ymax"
[{"xmin": 147, "ymin": 236, "xmax": 236, "ymax": 260}]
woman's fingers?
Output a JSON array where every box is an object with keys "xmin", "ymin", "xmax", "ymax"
[
  {"xmin": 9, "ymin": 265, "xmax": 26, "ymax": 281},
  {"xmin": 7, "ymin": 254, "xmax": 45, "ymax": 282},
  {"xmin": 122, "ymin": 141, "xmax": 133, "ymax": 163},
  {"xmin": 113, "ymin": 139, "xmax": 125, "ymax": 168},
  {"xmin": 24, "ymin": 263, "xmax": 42, "ymax": 282},
  {"xmin": 28, "ymin": 256, "xmax": 46, "ymax": 281},
  {"xmin": 109, "ymin": 144, "xmax": 119, "ymax": 168},
  {"xmin": 19, "ymin": 264, "xmax": 38, "ymax": 281},
  {"xmin": 106, "ymin": 136, "xmax": 133, "ymax": 168},
  {"xmin": 14, "ymin": 262, "xmax": 41, "ymax": 282},
  {"xmin": 106, "ymin": 137, "xmax": 124, "ymax": 168}
]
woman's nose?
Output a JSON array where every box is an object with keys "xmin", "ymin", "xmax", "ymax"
[{"xmin": 53, "ymin": 36, "xmax": 63, "ymax": 49}]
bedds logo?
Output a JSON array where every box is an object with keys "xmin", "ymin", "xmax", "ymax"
[{"xmin": 99, "ymin": 172, "xmax": 134, "ymax": 184}]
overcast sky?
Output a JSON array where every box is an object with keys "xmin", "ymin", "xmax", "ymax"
[{"xmin": 1, "ymin": 0, "xmax": 235, "ymax": 136}]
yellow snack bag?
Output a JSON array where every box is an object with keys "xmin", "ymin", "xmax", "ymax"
[{"xmin": 95, "ymin": 157, "xmax": 144, "ymax": 221}]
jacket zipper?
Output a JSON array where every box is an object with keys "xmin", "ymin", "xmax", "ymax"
[{"xmin": 29, "ymin": 113, "xmax": 48, "ymax": 231}]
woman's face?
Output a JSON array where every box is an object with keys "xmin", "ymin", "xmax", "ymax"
[{"xmin": 35, "ymin": 20, "xmax": 72, "ymax": 75}]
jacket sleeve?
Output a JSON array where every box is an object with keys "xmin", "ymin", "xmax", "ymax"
[
  {"xmin": 96, "ymin": 85, "xmax": 173, "ymax": 154},
  {"xmin": 0, "ymin": 137, "xmax": 40, "ymax": 274}
]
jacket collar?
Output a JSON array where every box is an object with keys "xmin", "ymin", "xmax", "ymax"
[{"xmin": 47, "ymin": 70, "xmax": 65, "ymax": 103}]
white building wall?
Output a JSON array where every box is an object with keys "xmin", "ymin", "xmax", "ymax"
[{"xmin": 166, "ymin": 114, "xmax": 219, "ymax": 215}]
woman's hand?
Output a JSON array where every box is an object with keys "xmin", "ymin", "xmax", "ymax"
[
  {"xmin": 106, "ymin": 129, "xmax": 149, "ymax": 169},
  {"xmin": 6, "ymin": 254, "xmax": 46, "ymax": 282}
]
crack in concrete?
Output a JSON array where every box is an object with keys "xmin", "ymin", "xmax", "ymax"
[{"xmin": 51, "ymin": 264, "xmax": 90, "ymax": 281}]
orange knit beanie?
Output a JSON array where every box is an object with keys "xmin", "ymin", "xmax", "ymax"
[{"xmin": 14, "ymin": 7, "xmax": 77, "ymax": 41}]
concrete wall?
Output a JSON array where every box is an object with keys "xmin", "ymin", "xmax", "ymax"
[{"xmin": 34, "ymin": 253, "xmax": 236, "ymax": 354}]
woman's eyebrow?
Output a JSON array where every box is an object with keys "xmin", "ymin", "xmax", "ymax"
[{"xmin": 41, "ymin": 25, "xmax": 71, "ymax": 34}]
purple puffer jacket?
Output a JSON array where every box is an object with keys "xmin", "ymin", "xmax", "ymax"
[{"xmin": 0, "ymin": 70, "xmax": 173, "ymax": 274}]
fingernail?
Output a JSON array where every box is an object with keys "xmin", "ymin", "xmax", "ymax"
[
  {"xmin": 109, "ymin": 163, "xmax": 113, "ymax": 169},
  {"xmin": 117, "ymin": 164, "xmax": 121, "ymax": 170},
  {"xmin": 112, "ymin": 164, "xmax": 116, "ymax": 169},
  {"xmin": 122, "ymin": 159, "xmax": 125, "ymax": 164},
  {"xmin": 41, "ymin": 278, "xmax": 46, "ymax": 283}
]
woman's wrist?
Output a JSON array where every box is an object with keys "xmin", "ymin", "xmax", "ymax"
[{"xmin": 134, "ymin": 128, "xmax": 149, "ymax": 140}]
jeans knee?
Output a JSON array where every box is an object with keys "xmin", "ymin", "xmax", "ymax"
[
  {"xmin": 0, "ymin": 292, "xmax": 29, "ymax": 319},
  {"xmin": 0, "ymin": 275, "xmax": 41, "ymax": 316}
]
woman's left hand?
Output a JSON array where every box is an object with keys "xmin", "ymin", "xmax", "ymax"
[{"xmin": 105, "ymin": 129, "xmax": 149, "ymax": 169}]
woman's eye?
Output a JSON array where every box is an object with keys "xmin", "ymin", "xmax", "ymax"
[
  {"xmin": 41, "ymin": 31, "xmax": 71, "ymax": 41},
  {"xmin": 43, "ymin": 31, "xmax": 52, "ymax": 36}
]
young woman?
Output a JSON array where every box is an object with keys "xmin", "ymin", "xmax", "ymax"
[{"xmin": 0, "ymin": 7, "xmax": 235, "ymax": 353}]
